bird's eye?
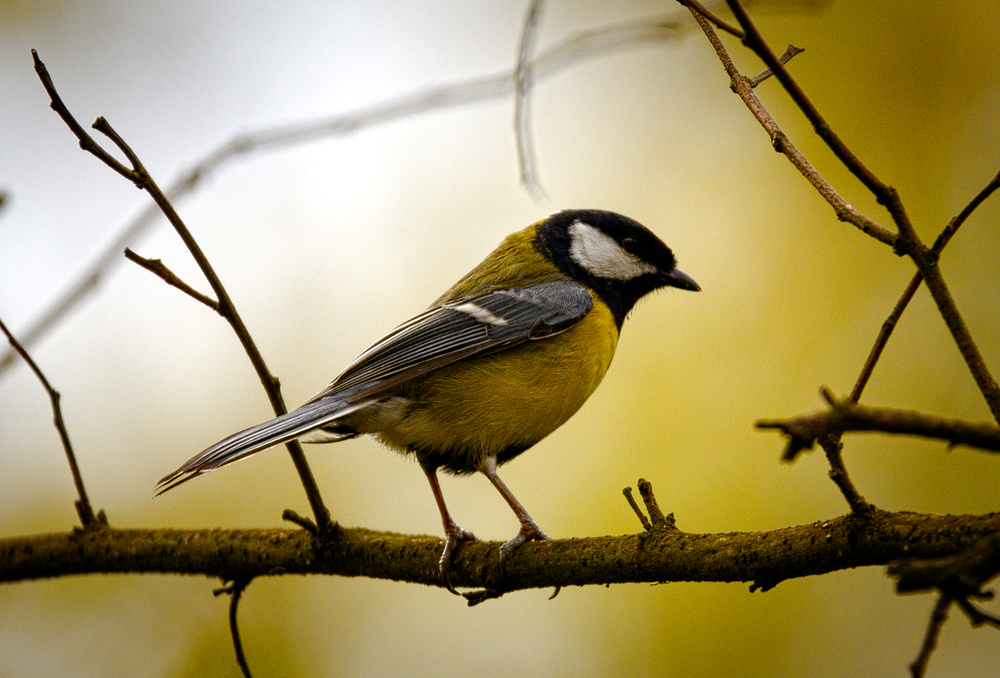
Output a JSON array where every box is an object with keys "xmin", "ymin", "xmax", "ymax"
[{"xmin": 622, "ymin": 237, "xmax": 638, "ymax": 253}]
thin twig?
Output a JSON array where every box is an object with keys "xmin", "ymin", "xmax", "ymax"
[
  {"xmin": 683, "ymin": 6, "xmax": 896, "ymax": 246},
  {"xmin": 2, "ymin": 16, "xmax": 691, "ymax": 377},
  {"xmin": 0, "ymin": 316, "xmax": 102, "ymax": 529},
  {"xmin": 33, "ymin": 51, "xmax": 334, "ymax": 534},
  {"xmin": 932, "ymin": 168, "xmax": 1000, "ymax": 254},
  {"xmin": 124, "ymin": 248, "xmax": 218, "ymax": 311},
  {"xmin": 679, "ymin": 0, "xmax": 743, "ymax": 38},
  {"xmin": 955, "ymin": 597, "xmax": 1000, "ymax": 630},
  {"xmin": 912, "ymin": 247, "xmax": 1000, "ymax": 423},
  {"xmin": 215, "ymin": 579, "xmax": 254, "ymax": 678},
  {"xmin": 848, "ymin": 274, "xmax": 922, "ymax": 404},
  {"xmin": 623, "ymin": 486, "xmax": 652, "ymax": 531},
  {"xmin": 514, "ymin": 0, "xmax": 548, "ymax": 202},
  {"xmin": 910, "ymin": 596, "xmax": 951, "ymax": 678},
  {"xmin": 229, "ymin": 580, "xmax": 253, "ymax": 678},
  {"xmin": 32, "ymin": 55, "xmax": 136, "ymax": 183},
  {"xmin": 723, "ymin": 0, "xmax": 916, "ymax": 243},
  {"xmin": 637, "ymin": 478, "xmax": 676, "ymax": 530},
  {"xmin": 817, "ymin": 437, "xmax": 873, "ymax": 514},
  {"xmin": 747, "ymin": 45, "xmax": 804, "ymax": 88}
]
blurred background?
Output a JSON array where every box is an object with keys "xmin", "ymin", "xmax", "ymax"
[{"xmin": 2, "ymin": 1, "xmax": 999, "ymax": 676}]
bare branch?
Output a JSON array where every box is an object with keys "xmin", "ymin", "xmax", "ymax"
[
  {"xmin": 870, "ymin": 168, "xmax": 1000, "ymax": 422},
  {"xmin": 933, "ymin": 168, "xmax": 1000, "ymax": 253},
  {"xmin": 124, "ymin": 248, "xmax": 218, "ymax": 311},
  {"xmin": 758, "ymin": 399, "xmax": 1000, "ymax": 460},
  {"xmin": 889, "ymin": 530, "xmax": 1000, "ymax": 664},
  {"xmin": 32, "ymin": 52, "xmax": 334, "ymax": 534},
  {"xmin": 2, "ymin": 15, "xmax": 690, "ymax": 378},
  {"xmin": 32, "ymin": 51, "xmax": 137, "ymax": 183},
  {"xmin": 215, "ymin": 579, "xmax": 254, "ymax": 678},
  {"xmin": 914, "ymin": 251, "xmax": 1000, "ymax": 423},
  {"xmin": 622, "ymin": 486, "xmax": 652, "ymax": 531},
  {"xmin": 679, "ymin": 0, "xmax": 743, "ymax": 38},
  {"xmin": 722, "ymin": 0, "xmax": 916, "ymax": 241},
  {"xmin": 747, "ymin": 44, "xmax": 805, "ymax": 88},
  {"xmin": 955, "ymin": 597, "xmax": 1000, "ymax": 630},
  {"xmin": 706, "ymin": 2, "xmax": 1000, "ymax": 422},
  {"xmin": 835, "ymin": 170, "xmax": 1000, "ymax": 509},
  {"xmin": 910, "ymin": 596, "xmax": 951, "ymax": 678},
  {"xmin": 637, "ymin": 478, "xmax": 676, "ymax": 530},
  {"xmin": 849, "ymin": 273, "xmax": 923, "ymax": 404},
  {"xmin": 817, "ymin": 437, "xmax": 873, "ymax": 514},
  {"xmin": 682, "ymin": 5, "xmax": 897, "ymax": 246},
  {"xmin": 3, "ymin": 510, "xmax": 998, "ymax": 593},
  {"xmin": 514, "ymin": 0, "xmax": 548, "ymax": 202},
  {"xmin": 0, "ymin": 316, "xmax": 103, "ymax": 529},
  {"xmin": 688, "ymin": 1, "xmax": 1000, "ymax": 513}
]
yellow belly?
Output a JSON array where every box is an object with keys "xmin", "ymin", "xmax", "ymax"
[{"xmin": 375, "ymin": 297, "xmax": 619, "ymax": 472}]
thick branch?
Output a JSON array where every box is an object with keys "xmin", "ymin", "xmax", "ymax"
[{"xmin": 3, "ymin": 511, "xmax": 998, "ymax": 594}]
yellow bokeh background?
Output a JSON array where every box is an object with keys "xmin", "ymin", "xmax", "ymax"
[{"xmin": 1, "ymin": 2, "xmax": 998, "ymax": 676}]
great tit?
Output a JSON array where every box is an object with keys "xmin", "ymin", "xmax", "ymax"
[{"xmin": 157, "ymin": 209, "xmax": 699, "ymax": 585}]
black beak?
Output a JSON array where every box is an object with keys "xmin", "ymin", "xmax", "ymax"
[{"xmin": 662, "ymin": 266, "xmax": 700, "ymax": 292}]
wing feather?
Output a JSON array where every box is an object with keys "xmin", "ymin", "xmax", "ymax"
[
  {"xmin": 308, "ymin": 279, "xmax": 593, "ymax": 403},
  {"xmin": 156, "ymin": 280, "xmax": 593, "ymax": 493}
]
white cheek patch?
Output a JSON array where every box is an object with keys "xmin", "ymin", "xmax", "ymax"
[{"xmin": 568, "ymin": 221, "xmax": 658, "ymax": 280}]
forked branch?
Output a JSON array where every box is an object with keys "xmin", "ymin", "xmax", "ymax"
[
  {"xmin": 681, "ymin": 4, "xmax": 896, "ymax": 246},
  {"xmin": 758, "ymin": 388, "xmax": 1000, "ymax": 460},
  {"xmin": 32, "ymin": 50, "xmax": 334, "ymax": 534}
]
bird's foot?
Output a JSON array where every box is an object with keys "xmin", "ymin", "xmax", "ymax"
[
  {"xmin": 499, "ymin": 520, "xmax": 551, "ymax": 564},
  {"xmin": 500, "ymin": 521, "xmax": 560, "ymax": 599},
  {"xmin": 439, "ymin": 521, "xmax": 477, "ymax": 595}
]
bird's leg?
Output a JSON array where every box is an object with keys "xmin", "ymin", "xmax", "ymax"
[
  {"xmin": 421, "ymin": 460, "xmax": 476, "ymax": 594},
  {"xmin": 480, "ymin": 456, "xmax": 551, "ymax": 564},
  {"xmin": 481, "ymin": 457, "xmax": 561, "ymax": 598}
]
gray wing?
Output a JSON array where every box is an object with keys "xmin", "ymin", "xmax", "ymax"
[
  {"xmin": 307, "ymin": 279, "xmax": 593, "ymax": 403},
  {"xmin": 156, "ymin": 280, "xmax": 592, "ymax": 494}
]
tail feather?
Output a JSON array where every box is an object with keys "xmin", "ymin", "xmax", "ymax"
[{"xmin": 155, "ymin": 398, "xmax": 368, "ymax": 495}]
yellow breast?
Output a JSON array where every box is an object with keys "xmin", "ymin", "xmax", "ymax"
[{"xmin": 376, "ymin": 293, "xmax": 618, "ymax": 471}]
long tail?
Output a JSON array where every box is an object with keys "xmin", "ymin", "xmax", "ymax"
[{"xmin": 155, "ymin": 398, "xmax": 365, "ymax": 495}]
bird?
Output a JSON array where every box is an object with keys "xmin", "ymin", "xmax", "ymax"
[{"xmin": 156, "ymin": 209, "xmax": 699, "ymax": 589}]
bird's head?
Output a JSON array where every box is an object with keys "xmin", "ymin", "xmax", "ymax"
[{"xmin": 536, "ymin": 209, "xmax": 699, "ymax": 327}]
